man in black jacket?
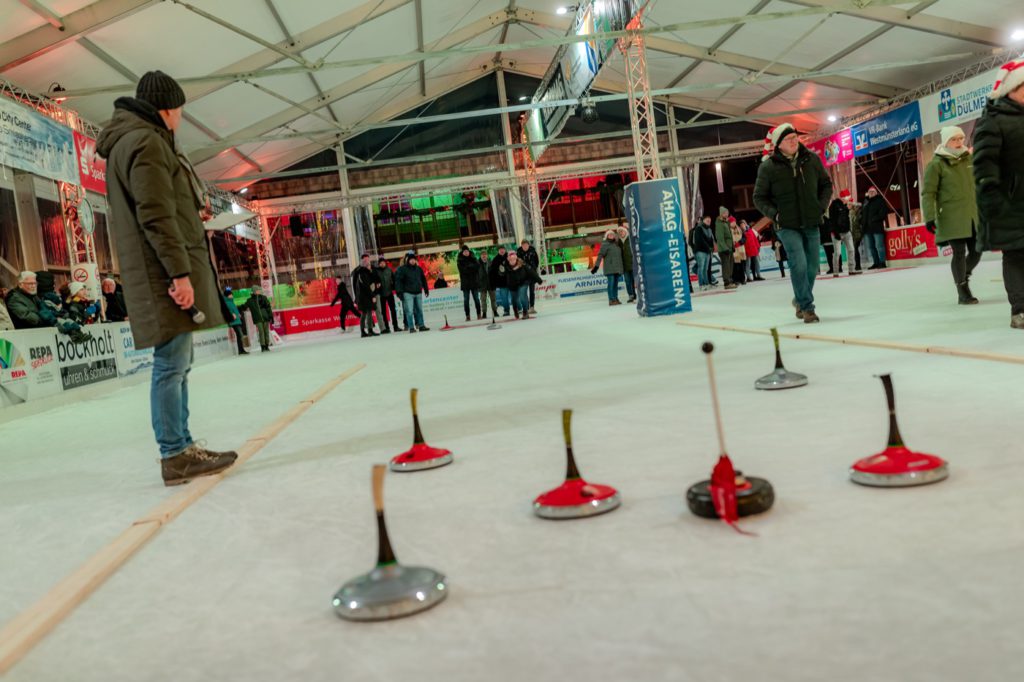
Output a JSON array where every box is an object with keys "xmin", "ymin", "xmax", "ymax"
[
  {"xmin": 477, "ymin": 250, "xmax": 494, "ymax": 318},
  {"xmin": 974, "ymin": 59, "xmax": 1024, "ymax": 329},
  {"xmin": 330, "ymin": 275, "xmax": 360, "ymax": 333},
  {"xmin": 753, "ymin": 123, "xmax": 833, "ymax": 323},
  {"xmin": 376, "ymin": 258, "xmax": 401, "ymax": 332},
  {"xmin": 516, "ymin": 239, "xmax": 541, "ymax": 312},
  {"xmin": 456, "ymin": 245, "xmax": 482, "ymax": 321},
  {"xmin": 490, "ymin": 246, "xmax": 511, "ymax": 316},
  {"xmin": 827, "ymin": 190, "xmax": 861, "ymax": 277},
  {"xmin": 352, "ymin": 254, "xmax": 382, "ymax": 337},
  {"xmin": 860, "ymin": 187, "xmax": 888, "ymax": 269},
  {"xmin": 394, "ymin": 254, "xmax": 430, "ymax": 332}
]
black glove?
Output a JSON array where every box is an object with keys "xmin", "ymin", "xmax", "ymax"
[
  {"xmin": 590, "ymin": 267, "xmax": 599, "ymax": 275},
  {"xmin": 925, "ymin": 221, "xmax": 937, "ymax": 234}
]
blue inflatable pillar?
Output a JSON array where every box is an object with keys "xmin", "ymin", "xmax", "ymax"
[{"xmin": 624, "ymin": 178, "xmax": 692, "ymax": 316}]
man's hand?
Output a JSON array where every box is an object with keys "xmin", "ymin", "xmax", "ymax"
[
  {"xmin": 925, "ymin": 221, "xmax": 937, "ymax": 234},
  {"xmin": 169, "ymin": 276, "xmax": 195, "ymax": 310}
]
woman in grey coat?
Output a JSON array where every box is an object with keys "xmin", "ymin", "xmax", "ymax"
[{"xmin": 591, "ymin": 230, "xmax": 625, "ymax": 305}]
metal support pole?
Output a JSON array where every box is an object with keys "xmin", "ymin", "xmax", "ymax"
[
  {"xmin": 336, "ymin": 144, "xmax": 360, "ymax": 270},
  {"xmin": 668, "ymin": 105, "xmax": 690, "ymax": 235},
  {"xmin": 621, "ymin": 15, "xmax": 662, "ymax": 182},
  {"xmin": 496, "ymin": 69, "xmax": 526, "ymax": 244},
  {"xmin": 519, "ymin": 118, "xmax": 547, "ymax": 270}
]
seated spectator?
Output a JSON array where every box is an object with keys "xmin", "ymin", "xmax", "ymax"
[
  {"xmin": 65, "ymin": 282, "xmax": 101, "ymax": 325},
  {"xmin": 102, "ymin": 278, "xmax": 128, "ymax": 321},
  {"xmin": 5, "ymin": 271, "xmax": 91, "ymax": 342}
]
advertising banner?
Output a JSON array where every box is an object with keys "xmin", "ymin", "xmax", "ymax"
[
  {"xmin": 852, "ymin": 102, "xmax": 922, "ymax": 157},
  {"xmin": 0, "ymin": 95, "xmax": 79, "ymax": 184},
  {"xmin": 55, "ymin": 324, "xmax": 118, "ymax": 390},
  {"xmin": 0, "ymin": 328, "xmax": 63, "ymax": 407},
  {"xmin": 808, "ymin": 128, "xmax": 855, "ymax": 167},
  {"xmin": 111, "ymin": 322, "xmax": 154, "ymax": 377},
  {"xmin": 625, "ymin": 178, "xmax": 692, "ymax": 317},
  {"xmin": 919, "ymin": 68, "xmax": 998, "ymax": 135},
  {"xmin": 192, "ymin": 328, "xmax": 232, "ymax": 363},
  {"xmin": 277, "ymin": 304, "xmax": 343, "ymax": 335},
  {"xmin": 886, "ymin": 223, "xmax": 938, "ymax": 261},
  {"xmin": 73, "ymin": 131, "xmax": 107, "ymax": 194}
]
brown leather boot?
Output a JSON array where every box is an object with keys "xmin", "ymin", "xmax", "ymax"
[{"xmin": 162, "ymin": 443, "xmax": 238, "ymax": 487}]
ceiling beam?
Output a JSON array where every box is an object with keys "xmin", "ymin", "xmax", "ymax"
[
  {"xmin": 0, "ymin": 0, "xmax": 158, "ymax": 71},
  {"xmin": 17, "ymin": 0, "xmax": 65, "ymax": 31},
  {"xmin": 782, "ymin": 0, "xmax": 1004, "ymax": 46},
  {"xmin": 414, "ymin": 0, "xmax": 426, "ymax": 97},
  {"xmin": 191, "ymin": 13, "xmax": 507, "ymax": 166},
  {"xmin": 666, "ymin": 0, "xmax": 773, "ymax": 88},
  {"xmin": 77, "ymin": 37, "xmax": 262, "ymax": 172},
  {"xmin": 520, "ymin": 10, "xmax": 902, "ymax": 99}
]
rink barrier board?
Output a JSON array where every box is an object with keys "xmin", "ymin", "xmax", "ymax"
[
  {"xmin": 0, "ymin": 363, "xmax": 366, "ymax": 676},
  {"xmin": 676, "ymin": 321, "xmax": 1024, "ymax": 367}
]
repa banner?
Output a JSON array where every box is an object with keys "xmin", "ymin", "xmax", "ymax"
[
  {"xmin": 625, "ymin": 178, "xmax": 692, "ymax": 317},
  {"xmin": 852, "ymin": 102, "xmax": 922, "ymax": 157},
  {"xmin": 0, "ymin": 95, "xmax": 79, "ymax": 184},
  {"xmin": 919, "ymin": 68, "xmax": 999, "ymax": 134},
  {"xmin": 0, "ymin": 328, "xmax": 63, "ymax": 407}
]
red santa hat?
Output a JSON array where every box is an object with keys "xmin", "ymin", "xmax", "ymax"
[
  {"xmin": 839, "ymin": 189, "xmax": 852, "ymax": 200},
  {"xmin": 990, "ymin": 59, "xmax": 1024, "ymax": 100},
  {"xmin": 761, "ymin": 123, "xmax": 798, "ymax": 161}
]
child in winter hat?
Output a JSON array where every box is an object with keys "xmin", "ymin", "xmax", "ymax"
[{"xmin": 990, "ymin": 60, "xmax": 1024, "ymax": 100}]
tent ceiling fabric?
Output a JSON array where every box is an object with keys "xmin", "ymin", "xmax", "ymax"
[{"xmin": 1, "ymin": 0, "xmax": 1021, "ymax": 188}]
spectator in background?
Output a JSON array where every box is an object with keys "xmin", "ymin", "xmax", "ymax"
[
  {"xmin": 730, "ymin": 217, "xmax": 747, "ymax": 284},
  {"xmin": 848, "ymin": 195, "xmax": 864, "ymax": 272},
  {"xmin": 352, "ymin": 253, "xmax": 382, "ymax": 337},
  {"xmin": 592, "ymin": 229, "xmax": 625, "ymax": 305},
  {"xmin": 516, "ymin": 238, "xmax": 541, "ymax": 312},
  {"xmin": 0, "ymin": 288, "xmax": 13, "ymax": 331},
  {"xmin": 506, "ymin": 252, "xmax": 543, "ymax": 320},
  {"xmin": 457, "ymin": 245, "xmax": 482, "ymax": 321},
  {"xmin": 923, "ymin": 126, "xmax": 980, "ymax": 305},
  {"xmin": 715, "ymin": 207, "xmax": 737, "ymax": 289},
  {"xmin": 330, "ymin": 275, "xmax": 360, "ymax": 333},
  {"xmin": 753, "ymin": 122, "xmax": 833, "ymax": 323},
  {"xmin": 434, "ymin": 272, "xmax": 449, "ymax": 289},
  {"xmin": 477, "ymin": 250, "xmax": 494, "ymax": 319},
  {"xmin": 395, "ymin": 253, "xmax": 430, "ymax": 333},
  {"xmin": 973, "ymin": 59, "xmax": 1024, "ymax": 329},
  {"xmin": 102, "ymin": 278, "xmax": 129, "ymax": 321},
  {"xmin": 827, "ymin": 190, "xmax": 861, "ymax": 277},
  {"xmin": 490, "ymin": 245, "xmax": 511, "ymax": 316},
  {"xmin": 222, "ymin": 286, "xmax": 247, "ymax": 355},
  {"xmin": 767, "ymin": 226, "xmax": 787, "ymax": 278},
  {"xmin": 616, "ymin": 222, "xmax": 637, "ymax": 303},
  {"xmin": 64, "ymin": 282, "xmax": 100, "ymax": 325},
  {"xmin": 742, "ymin": 220, "xmax": 764, "ymax": 281},
  {"xmin": 861, "ymin": 187, "xmax": 888, "ymax": 269},
  {"xmin": 689, "ymin": 216, "xmax": 716, "ymax": 290},
  {"xmin": 376, "ymin": 258, "xmax": 402, "ymax": 332},
  {"xmin": 243, "ymin": 284, "xmax": 274, "ymax": 351},
  {"xmin": 819, "ymin": 210, "xmax": 836, "ymax": 275},
  {"xmin": 6, "ymin": 271, "xmax": 91, "ymax": 342}
]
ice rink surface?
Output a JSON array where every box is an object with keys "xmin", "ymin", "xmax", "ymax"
[{"xmin": 3, "ymin": 261, "xmax": 1022, "ymax": 682}]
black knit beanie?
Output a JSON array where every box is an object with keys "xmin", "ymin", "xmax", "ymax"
[{"xmin": 136, "ymin": 70, "xmax": 186, "ymax": 110}]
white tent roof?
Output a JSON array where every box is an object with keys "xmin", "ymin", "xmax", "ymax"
[{"xmin": 1, "ymin": 0, "xmax": 1021, "ymax": 189}]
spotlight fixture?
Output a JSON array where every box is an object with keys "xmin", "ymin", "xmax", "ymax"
[
  {"xmin": 1011, "ymin": 28, "xmax": 1024, "ymax": 41},
  {"xmin": 556, "ymin": 5, "xmax": 579, "ymax": 16},
  {"xmin": 239, "ymin": 187, "xmax": 249, "ymax": 195},
  {"xmin": 48, "ymin": 82, "xmax": 67, "ymax": 103},
  {"xmin": 518, "ymin": 96, "xmax": 529, "ymax": 102},
  {"xmin": 827, "ymin": 114, "xmax": 838, "ymax": 123},
  {"xmin": 579, "ymin": 95, "xmax": 598, "ymax": 124}
]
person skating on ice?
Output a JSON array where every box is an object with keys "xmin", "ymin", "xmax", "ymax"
[
  {"xmin": 96, "ymin": 70, "xmax": 236, "ymax": 485},
  {"xmin": 973, "ymin": 59, "xmax": 1024, "ymax": 329},
  {"xmin": 592, "ymin": 229, "xmax": 625, "ymax": 305},
  {"xmin": 753, "ymin": 122, "xmax": 833, "ymax": 324},
  {"xmin": 330, "ymin": 275, "xmax": 360, "ymax": 333},
  {"xmin": 923, "ymin": 126, "xmax": 981, "ymax": 305}
]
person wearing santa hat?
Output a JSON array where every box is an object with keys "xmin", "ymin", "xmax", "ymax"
[
  {"xmin": 922, "ymin": 125, "xmax": 980, "ymax": 304},
  {"xmin": 973, "ymin": 59, "xmax": 1024, "ymax": 329},
  {"xmin": 754, "ymin": 123, "xmax": 833, "ymax": 323}
]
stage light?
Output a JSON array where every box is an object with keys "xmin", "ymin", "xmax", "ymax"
[{"xmin": 828, "ymin": 115, "xmax": 838, "ymax": 123}]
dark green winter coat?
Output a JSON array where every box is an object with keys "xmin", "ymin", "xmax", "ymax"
[
  {"xmin": 618, "ymin": 236, "xmax": 634, "ymax": 272},
  {"xmin": 753, "ymin": 145, "xmax": 833, "ymax": 231},
  {"xmin": 714, "ymin": 218, "xmax": 734, "ymax": 251},
  {"xmin": 922, "ymin": 148, "xmax": 977, "ymax": 244},
  {"xmin": 243, "ymin": 292, "xmax": 274, "ymax": 324},
  {"xmin": 376, "ymin": 266, "xmax": 395, "ymax": 297},
  {"xmin": 594, "ymin": 238, "xmax": 624, "ymax": 275},
  {"xmin": 972, "ymin": 96, "xmax": 1024, "ymax": 252},
  {"xmin": 5, "ymin": 288, "xmax": 47, "ymax": 329},
  {"xmin": 97, "ymin": 98, "xmax": 225, "ymax": 349}
]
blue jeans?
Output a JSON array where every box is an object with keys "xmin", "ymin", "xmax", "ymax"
[
  {"xmin": 623, "ymin": 270, "xmax": 635, "ymax": 298},
  {"xmin": 151, "ymin": 332, "xmax": 194, "ymax": 458},
  {"xmin": 866, "ymin": 232, "xmax": 887, "ymax": 267},
  {"xmin": 401, "ymin": 292, "xmax": 424, "ymax": 329},
  {"xmin": 776, "ymin": 228, "xmax": 821, "ymax": 313},
  {"xmin": 694, "ymin": 252, "xmax": 710, "ymax": 286},
  {"xmin": 497, "ymin": 287, "xmax": 510, "ymax": 314},
  {"xmin": 511, "ymin": 285, "xmax": 530, "ymax": 313},
  {"xmin": 606, "ymin": 273, "xmax": 622, "ymax": 302}
]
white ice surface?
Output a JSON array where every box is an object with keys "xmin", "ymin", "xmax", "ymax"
[{"xmin": 3, "ymin": 261, "xmax": 1023, "ymax": 682}]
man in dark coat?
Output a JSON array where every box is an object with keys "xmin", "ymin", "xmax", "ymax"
[
  {"xmin": 352, "ymin": 254, "xmax": 382, "ymax": 337},
  {"xmin": 490, "ymin": 246, "xmax": 511, "ymax": 316},
  {"xmin": 973, "ymin": 59, "xmax": 1024, "ymax": 329},
  {"xmin": 376, "ymin": 258, "xmax": 401, "ymax": 332},
  {"xmin": 860, "ymin": 187, "xmax": 888, "ymax": 269},
  {"xmin": 102, "ymin": 278, "xmax": 129, "ymax": 321},
  {"xmin": 753, "ymin": 123, "xmax": 833, "ymax": 323},
  {"xmin": 505, "ymin": 252, "xmax": 543, "ymax": 319},
  {"xmin": 242, "ymin": 284, "xmax": 274, "ymax": 351},
  {"xmin": 394, "ymin": 254, "xmax": 430, "ymax": 332},
  {"xmin": 97, "ymin": 70, "xmax": 236, "ymax": 485},
  {"xmin": 477, "ymin": 250, "xmax": 494, "ymax": 318},
  {"xmin": 616, "ymin": 222, "xmax": 637, "ymax": 303},
  {"xmin": 330, "ymin": 275, "xmax": 360, "ymax": 333},
  {"xmin": 456, "ymin": 245, "xmax": 482, "ymax": 321},
  {"xmin": 516, "ymin": 239, "xmax": 541, "ymax": 311}
]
